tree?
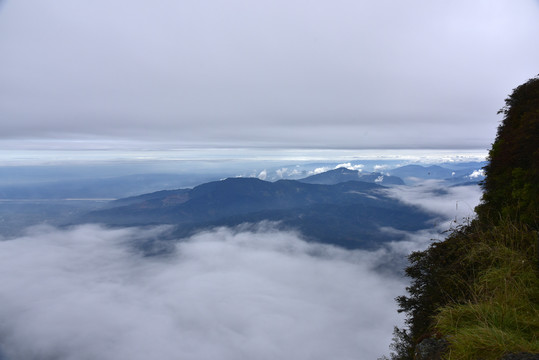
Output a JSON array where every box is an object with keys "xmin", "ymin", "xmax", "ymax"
[{"xmin": 476, "ymin": 75, "xmax": 539, "ymax": 227}]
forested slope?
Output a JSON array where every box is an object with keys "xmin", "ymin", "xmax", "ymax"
[{"xmin": 391, "ymin": 76, "xmax": 539, "ymax": 360}]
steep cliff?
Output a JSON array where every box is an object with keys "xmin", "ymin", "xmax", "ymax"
[{"xmin": 390, "ymin": 76, "xmax": 539, "ymax": 360}]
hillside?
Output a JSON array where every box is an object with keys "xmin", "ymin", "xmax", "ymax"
[
  {"xmin": 298, "ymin": 167, "xmax": 405, "ymax": 185},
  {"xmin": 80, "ymin": 177, "xmax": 433, "ymax": 249},
  {"xmin": 390, "ymin": 76, "xmax": 539, "ymax": 360}
]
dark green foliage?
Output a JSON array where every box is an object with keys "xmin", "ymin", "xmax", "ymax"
[
  {"xmin": 393, "ymin": 223, "xmax": 488, "ymax": 359},
  {"xmin": 389, "ymin": 327, "xmax": 413, "ymax": 360},
  {"xmin": 390, "ymin": 76, "xmax": 539, "ymax": 359},
  {"xmin": 477, "ymin": 75, "xmax": 539, "ymax": 228},
  {"xmin": 392, "ymin": 221, "xmax": 539, "ymax": 359}
]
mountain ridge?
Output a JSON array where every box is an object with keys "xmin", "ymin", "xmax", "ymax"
[
  {"xmin": 298, "ymin": 167, "xmax": 405, "ymax": 185},
  {"xmin": 80, "ymin": 176, "xmax": 433, "ymax": 249}
]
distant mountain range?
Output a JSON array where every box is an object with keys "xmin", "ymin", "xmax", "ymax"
[
  {"xmin": 298, "ymin": 167, "xmax": 405, "ymax": 185},
  {"xmin": 0, "ymin": 162, "xmax": 486, "ymax": 201},
  {"xmin": 80, "ymin": 176, "xmax": 434, "ymax": 249},
  {"xmin": 77, "ymin": 164, "xmax": 488, "ymax": 248},
  {"xmin": 387, "ymin": 164, "xmax": 486, "ymax": 184},
  {"xmin": 0, "ymin": 163, "xmax": 486, "ymax": 241}
]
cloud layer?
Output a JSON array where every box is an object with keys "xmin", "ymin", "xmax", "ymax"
[
  {"xmin": 382, "ymin": 182, "xmax": 483, "ymax": 225},
  {"xmin": 0, "ymin": 224, "xmax": 407, "ymax": 360},
  {"xmin": 1, "ymin": 1, "xmax": 538, "ymax": 149}
]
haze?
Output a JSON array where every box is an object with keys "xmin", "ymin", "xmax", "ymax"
[{"xmin": 1, "ymin": 0, "xmax": 538, "ymax": 153}]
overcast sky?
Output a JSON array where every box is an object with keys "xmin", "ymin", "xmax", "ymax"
[{"xmin": 1, "ymin": 0, "xmax": 538, "ymax": 153}]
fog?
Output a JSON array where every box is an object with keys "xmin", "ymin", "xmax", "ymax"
[
  {"xmin": 0, "ymin": 224, "xmax": 406, "ymax": 360},
  {"xmin": 0, "ymin": 180, "xmax": 484, "ymax": 359},
  {"xmin": 379, "ymin": 182, "xmax": 483, "ymax": 258},
  {"xmin": 382, "ymin": 182, "xmax": 483, "ymax": 226}
]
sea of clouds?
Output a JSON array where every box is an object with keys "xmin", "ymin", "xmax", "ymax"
[
  {"xmin": 0, "ymin": 224, "xmax": 409, "ymax": 360},
  {"xmin": 0, "ymin": 182, "xmax": 482, "ymax": 360},
  {"xmin": 382, "ymin": 181, "xmax": 483, "ymax": 227}
]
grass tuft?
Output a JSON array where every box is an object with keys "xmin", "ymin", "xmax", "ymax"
[{"xmin": 434, "ymin": 221, "xmax": 539, "ymax": 359}]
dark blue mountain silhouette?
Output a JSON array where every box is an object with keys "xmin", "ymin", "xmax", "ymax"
[
  {"xmin": 82, "ymin": 177, "xmax": 433, "ymax": 249},
  {"xmin": 299, "ymin": 167, "xmax": 404, "ymax": 185}
]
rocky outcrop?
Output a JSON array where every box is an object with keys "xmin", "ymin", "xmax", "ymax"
[{"xmin": 414, "ymin": 337, "xmax": 448, "ymax": 360}]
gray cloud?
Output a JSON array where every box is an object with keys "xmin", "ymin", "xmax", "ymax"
[
  {"xmin": 381, "ymin": 182, "xmax": 483, "ymax": 225},
  {"xmin": 0, "ymin": 175, "xmax": 486, "ymax": 359},
  {"xmin": 0, "ymin": 1, "xmax": 538, "ymax": 149},
  {"xmin": 367, "ymin": 182, "xmax": 485, "ymax": 282},
  {"xmin": 0, "ymin": 224, "xmax": 407, "ymax": 360},
  {"xmin": 378, "ymin": 182, "xmax": 484, "ymax": 261}
]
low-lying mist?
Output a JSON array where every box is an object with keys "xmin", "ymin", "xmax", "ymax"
[
  {"xmin": 0, "ymin": 224, "xmax": 407, "ymax": 360},
  {"xmin": 382, "ymin": 181, "xmax": 483, "ymax": 227},
  {"xmin": 0, "ymin": 182, "xmax": 483, "ymax": 360}
]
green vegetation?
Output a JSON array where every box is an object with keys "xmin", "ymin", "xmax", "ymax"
[
  {"xmin": 434, "ymin": 221, "xmax": 539, "ymax": 359},
  {"xmin": 390, "ymin": 75, "xmax": 539, "ymax": 360},
  {"xmin": 477, "ymin": 76, "xmax": 539, "ymax": 227}
]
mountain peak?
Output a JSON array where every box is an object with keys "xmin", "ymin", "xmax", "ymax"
[{"xmin": 299, "ymin": 168, "xmax": 404, "ymax": 186}]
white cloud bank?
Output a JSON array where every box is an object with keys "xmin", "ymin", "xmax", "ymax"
[
  {"xmin": 375, "ymin": 182, "xmax": 484, "ymax": 275},
  {"xmin": 382, "ymin": 181, "xmax": 483, "ymax": 227},
  {"xmin": 468, "ymin": 169, "xmax": 485, "ymax": 179},
  {"xmin": 0, "ymin": 224, "xmax": 406, "ymax": 360},
  {"xmin": 257, "ymin": 169, "xmax": 267, "ymax": 180},
  {"xmin": 335, "ymin": 163, "xmax": 364, "ymax": 172}
]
